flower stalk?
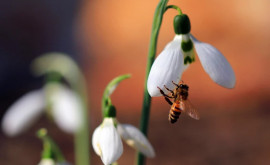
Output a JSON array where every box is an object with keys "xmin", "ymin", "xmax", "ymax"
[
  {"xmin": 37, "ymin": 128, "xmax": 65, "ymax": 163},
  {"xmin": 137, "ymin": 0, "xmax": 169, "ymax": 164}
]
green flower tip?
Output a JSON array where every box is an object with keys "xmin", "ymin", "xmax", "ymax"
[
  {"xmin": 37, "ymin": 128, "xmax": 48, "ymax": 138},
  {"xmin": 104, "ymin": 105, "xmax": 117, "ymax": 118},
  {"xmin": 184, "ymin": 56, "xmax": 195, "ymax": 65},
  {"xmin": 181, "ymin": 39, "xmax": 193, "ymax": 52},
  {"xmin": 174, "ymin": 14, "xmax": 191, "ymax": 35}
]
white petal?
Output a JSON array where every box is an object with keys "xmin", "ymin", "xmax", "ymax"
[
  {"xmin": 192, "ymin": 35, "xmax": 236, "ymax": 88},
  {"xmin": 56, "ymin": 162, "xmax": 71, "ymax": 165},
  {"xmin": 117, "ymin": 124, "xmax": 155, "ymax": 158},
  {"xmin": 92, "ymin": 125, "xmax": 102, "ymax": 156},
  {"xmin": 93, "ymin": 118, "xmax": 123, "ymax": 165},
  {"xmin": 2, "ymin": 90, "xmax": 45, "ymax": 137},
  {"xmin": 50, "ymin": 85, "xmax": 83, "ymax": 134},
  {"xmin": 38, "ymin": 159, "xmax": 55, "ymax": 165},
  {"xmin": 147, "ymin": 35, "xmax": 185, "ymax": 97}
]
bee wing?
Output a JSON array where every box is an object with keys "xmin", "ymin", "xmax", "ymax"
[{"xmin": 180, "ymin": 99, "xmax": 200, "ymax": 120}]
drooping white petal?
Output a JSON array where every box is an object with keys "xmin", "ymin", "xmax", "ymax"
[
  {"xmin": 50, "ymin": 85, "xmax": 83, "ymax": 134},
  {"xmin": 2, "ymin": 90, "xmax": 45, "ymax": 137},
  {"xmin": 191, "ymin": 35, "xmax": 236, "ymax": 88},
  {"xmin": 56, "ymin": 162, "xmax": 71, "ymax": 165},
  {"xmin": 92, "ymin": 118, "xmax": 123, "ymax": 165},
  {"xmin": 147, "ymin": 35, "xmax": 185, "ymax": 97},
  {"xmin": 117, "ymin": 124, "xmax": 155, "ymax": 158}
]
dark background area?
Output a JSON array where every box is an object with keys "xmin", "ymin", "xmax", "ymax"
[{"xmin": 1, "ymin": 0, "xmax": 270, "ymax": 165}]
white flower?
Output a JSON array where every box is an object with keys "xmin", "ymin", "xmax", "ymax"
[
  {"xmin": 92, "ymin": 118, "xmax": 123, "ymax": 165},
  {"xmin": 147, "ymin": 34, "xmax": 236, "ymax": 97},
  {"xmin": 38, "ymin": 159, "xmax": 70, "ymax": 165},
  {"xmin": 92, "ymin": 118, "xmax": 155, "ymax": 165},
  {"xmin": 1, "ymin": 84, "xmax": 83, "ymax": 136},
  {"xmin": 38, "ymin": 159, "xmax": 55, "ymax": 165},
  {"xmin": 147, "ymin": 35, "xmax": 185, "ymax": 97}
]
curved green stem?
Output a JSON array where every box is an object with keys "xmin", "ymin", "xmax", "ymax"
[
  {"xmin": 136, "ymin": 0, "xmax": 169, "ymax": 165},
  {"xmin": 102, "ymin": 74, "xmax": 131, "ymax": 117},
  {"xmin": 165, "ymin": 5, "xmax": 182, "ymax": 15},
  {"xmin": 37, "ymin": 128, "xmax": 65, "ymax": 162}
]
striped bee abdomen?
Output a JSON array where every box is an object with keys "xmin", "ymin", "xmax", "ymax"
[{"xmin": 169, "ymin": 103, "xmax": 182, "ymax": 124}]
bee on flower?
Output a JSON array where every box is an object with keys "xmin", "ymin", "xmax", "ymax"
[{"xmin": 147, "ymin": 9, "xmax": 236, "ymax": 97}]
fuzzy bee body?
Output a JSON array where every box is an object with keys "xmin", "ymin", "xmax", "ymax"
[
  {"xmin": 169, "ymin": 100, "xmax": 182, "ymax": 123},
  {"xmin": 158, "ymin": 81, "xmax": 199, "ymax": 124}
]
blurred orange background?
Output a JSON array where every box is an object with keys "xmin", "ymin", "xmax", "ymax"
[{"xmin": 1, "ymin": 0, "xmax": 270, "ymax": 165}]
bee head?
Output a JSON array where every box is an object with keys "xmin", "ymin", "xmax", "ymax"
[{"xmin": 179, "ymin": 83, "xmax": 189, "ymax": 90}]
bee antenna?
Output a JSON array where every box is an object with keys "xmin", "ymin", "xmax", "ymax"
[{"xmin": 179, "ymin": 80, "xmax": 184, "ymax": 84}]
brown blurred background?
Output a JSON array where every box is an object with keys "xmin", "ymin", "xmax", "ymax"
[{"xmin": 1, "ymin": 0, "xmax": 270, "ymax": 165}]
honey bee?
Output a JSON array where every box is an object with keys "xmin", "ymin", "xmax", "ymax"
[{"xmin": 158, "ymin": 81, "xmax": 199, "ymax": 124}]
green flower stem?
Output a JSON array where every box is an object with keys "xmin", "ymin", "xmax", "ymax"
[
  {"xmin": 102, "ymin": 74, "xmax": 131, "ymax": 117},
  {"xmin": 165, "ymin": 5, "xmax": 182, "ymax": 15},
  {"xmin": 74, "ymin": 74, "xmax": 90, "ymax": 165},
  {"xmin": 37, "ymin": 128, "xmax": 65, "ymax": 162},
  {"xmin": 137, "ymin": 0, "xmax": 169, "ymax": 165},
  {"xmin": 32, "ymin": 53, "xmax": 90, "ymax": 165}
]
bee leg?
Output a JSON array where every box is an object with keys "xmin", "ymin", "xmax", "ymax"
[
  {"xmin": 164, "ymin": 97, "xmax": 173, "ymax": 105},
  {"xmin": 172, "ymin": 81, "xmax": 180, "ymax": 87},
  {"xmin": 157, "ymin": 87, "xmax": 173, "ymax": 105},
  {"xmin": 164, "ymin": 85, "xmax": 174, "ymax": 96},
  {"xmin": 157, "ymin": 87, "xmax": 173, "ymax": 98}
]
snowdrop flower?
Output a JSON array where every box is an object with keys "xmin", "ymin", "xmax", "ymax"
[
  {"xmin": 92, "ymin": 117, "xmax": 123, "ymax": 165},
  {"xmin": 38, "ymin": 159, "xmax": 55, "ymax": 165},
  {"xmin": 1, "ymin": 83, "xmax": 82, "ymax": 136},
  {"xmin": 92, "ymin": 106, "xmax": 155, "ymax": 165},
  {"xmin": 94, "ymin": 74, "xmax": 155, "ymax": 164},
  {"xmin": 38, "ymin": 159, "xmax": 71, "ymax": 165},
  {"xmin": 147, "ymin": 13, "xmax": 235, "ymax": 97}
]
